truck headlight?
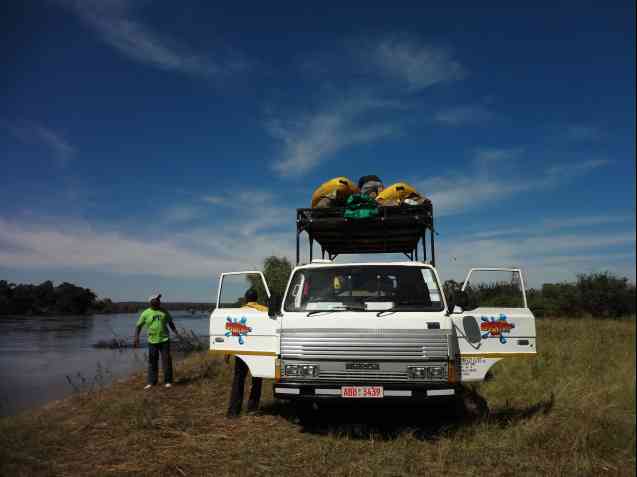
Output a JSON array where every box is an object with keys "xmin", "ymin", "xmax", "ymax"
[
  {"xmin": 285, "ymin": 364, "xmax": 299, "ymax": 376},
  {"xmin": 427, "ymin": 366, "xmax": 446, "ymax": 379},
  {"xmin": 408, "ymin": 365, "xmax": 447, "ymax": 380},
  {"xmin": 285, "ymin": 364, "xmax": 319, "ymax": 377},
  {"xmin": 299, "ymin": 365, "xmax": 319, "ymax": 377},
  {"xmin": 408, "ymin": 366, "xmax": 427, "ymax": 378}
]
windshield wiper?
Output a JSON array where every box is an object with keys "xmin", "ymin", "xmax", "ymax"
[
  {"xmin": 306, "ymin": 304, "xmax": 367, "ymax": 316},
  {"xmin": 376, "ymin": 301, "xmax": 429, "ymax": 317}
]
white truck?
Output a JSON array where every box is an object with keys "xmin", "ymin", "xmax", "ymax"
[{"xmin": 210, "ymin": 205, "xmax": 536, "ymax": 406}]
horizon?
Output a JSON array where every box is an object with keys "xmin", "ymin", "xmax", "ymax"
[{"xmin": 2, "ymin": 1, "xmax": 635, "ymax": 301}]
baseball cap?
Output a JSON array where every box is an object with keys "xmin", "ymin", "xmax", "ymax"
[{"xmin": 149, "ymin": 293, "xmax": 162, "ymax": 303}]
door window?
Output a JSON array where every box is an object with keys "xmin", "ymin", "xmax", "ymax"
[
  {"xmin": 219, "ymin": 273, "xmax": 269, "ymax": 308},
  {"xmin": 462, "ymin": 269, "xmax": 526, "ymax": 309}
]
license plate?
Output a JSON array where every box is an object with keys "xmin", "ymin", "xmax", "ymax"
[{"xmin": 341, "ymin": 386, "xmax": 384, "ymax": 398}]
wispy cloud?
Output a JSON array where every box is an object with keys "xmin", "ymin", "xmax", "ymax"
[
  {"xmin": 2, "ymin": 120, "xmax": 76, "ymax": 164},
  {"xmin": 474, "ymin": 147, "xmax": 523, "ymax": 164},
  {"xmin": 434, "ymin": 104, "xmax": 495, "ymax": 126},
  {"xmin": 472, "ymin": 215, "xmax": 634, "ymax": 239},
  {"xmin": 58, "ymin": 0, "xmax": 249, "ymax": 78},
  {"xmin": 0, "ymin": 217, "xmax": 228, "ymax": 278},
  {"xmin": 268, "ymin": 96, "xmax": 403, "ymax": 176},
  {"xmin": 438, "ymin": 230, "xmax": 635, "ymax": 287},
  {"xmin": 161, "ymin": 205, "xmax": 201, "ymax": 224},
  {"xmin": 416, "ymin": 150, "xmax": 610, "ymax": 216},
  {"xmin": 0, "ymin": 203, "xmax": 294, "ymax": 280},
  {"xmin": 201, "ymin": 195, "xmax": 226, "ymax": 205},
  {"xmin": 370, "ymin": 36, "xmax": 465, "ymax": 91},
  {"xmin": 565, "ymin": 125, "xmax": 603, "ymax": 142}
]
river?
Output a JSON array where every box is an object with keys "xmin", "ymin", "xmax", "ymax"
[{"xmin": 0, "ymin": 312, "xmax": 210, "ymax": 417}]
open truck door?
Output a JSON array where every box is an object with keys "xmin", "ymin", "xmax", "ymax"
[
  {"xmin": 450, "ymin": 268, "xmax": 537, "ymax": 382},
  {"xmin": 210, "ymin": 271, "xmax": 279, "ymax": 378}
]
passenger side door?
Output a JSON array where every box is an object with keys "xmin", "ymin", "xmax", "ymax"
[
  {"xmin": 210, "ymin": 271, "xmax": 279, "ymax": 378},
  {"xmin": 450, "ymin": 268, "xmax": 537, "ymax": 382}
]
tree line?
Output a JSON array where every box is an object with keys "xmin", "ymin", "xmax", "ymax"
[
  {"xmin": 1, "ymin": 264, "xmax": 634, "ymax": 318},
  {"xmin": 0, "ymin": 280, "xmax": 213, "ymax": 316},
  {"xmin": 443, "ymin": 271, "xmax": 635, "ymax": 318},
  {"xmin": 0, "ymin": 280, "xmax": 101, "ymax": 316}
]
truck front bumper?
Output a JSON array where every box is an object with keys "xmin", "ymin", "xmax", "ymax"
[{"xmin": 273, "ymin": 381, "xmax": 460, "ymax": 400}]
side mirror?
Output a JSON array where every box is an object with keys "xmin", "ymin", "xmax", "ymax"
[
  {"xmin": 462, "ymin": 316, "xmax": 482, "ymax": 344},
  {"xmin": 268, "ymin": 294, "xmax": 282, "ymax": 319}
]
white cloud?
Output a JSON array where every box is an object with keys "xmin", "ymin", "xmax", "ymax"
[
  {"xmin": 0, "ymin": 216, "xmax": 293, "ymax": 280},
  {"xmin": 565, "ymin": 125, "xmax": 603, "ymax": 142},
  {"xmin": 162, "ymin": 205, "xmax": 200, "ymax": 224},
  {"xmin": 201, "ymin": 195, "xmax": 226, "ymax": 205},
  {"xmin": 437, "ymin": 225, "xmax": 636, "ymax": 287},
  {"xmin": 0, "ymin": 187, "xmax": 299, "ymax": 281},
  {"xmin": 2, "ymin": 120, "xmax": 75, "ymax": 164},
  {"xmin": 266, "ymin": 36, "xmax": 465, "ymax": 176},
  {"xmin": 0, "ymin": 217, "xmax": 227, "ymax": 278},
  {"xmin": 473, "ymin": 147, "xmax": 524, "ymax": 164},
  {"xmin": 434, "ymin": 104, "xmax": 494, "ymax": 126},
  {"xmin": 59, "ymin": 0, "xmax": 248, "ymax": 78},
  {"xmin": 268, "ymin": 96, "xmax": 403, "ymax": 176},
  {"xmin": 371, "ymin": 37, "xmax": 464, "ymax": 91},
  {"xmin": 541, "ymin": 215, "xmax": 633, "ymax": 230},
  {"xmin": 416, "ymin": 150, "xmax": 610, "ymax": 216},
  {"xmin": 472, "ymin": 215, "xmax": 633, "ymax": 239}
]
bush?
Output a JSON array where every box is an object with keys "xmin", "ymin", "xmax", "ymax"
[
  {"xmin": 447, "ymin": 272, "xmax": 635, "ymax": 318},
  {"xmin": 0, "ymin": 280, "xmax": 99, "ymax": 315},
  {"xmin": 576, "ymin": 272, "xmax": 635, "ymax": 318}
]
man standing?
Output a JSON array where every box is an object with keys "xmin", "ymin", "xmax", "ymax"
[
  {"xmin": 226, "ymin": 288, "xmax": 264, "ymax": 417},
  {"xmin": 134, "ymin": 293, "xmax": 180, "ymax": 389}
]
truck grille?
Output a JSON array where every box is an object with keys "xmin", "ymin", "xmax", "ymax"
[
  {"xmin": 280, "ymin": 328, "xmax": 449, "ymax": 361},
  {"xmin": 317, "ymin": 371, "xmax": 409, "ymax": 382}
]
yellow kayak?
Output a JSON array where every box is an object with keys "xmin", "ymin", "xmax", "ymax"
[
  {"xmin": 376, "ymin": 182, "xmax": 424, "ymax": 206},
  {"xmin": 311, "ymin": 177, "xmax": 360, "ymax": 208}
]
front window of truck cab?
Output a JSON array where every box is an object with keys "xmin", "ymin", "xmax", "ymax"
[{"xmin": 283, "ymin": 265, "xmax": 444, "ymax": 313}]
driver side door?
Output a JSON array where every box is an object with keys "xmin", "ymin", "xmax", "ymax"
[{"xmin": 209, "ymin": 271, "xmax": 279, "ymax": 378}]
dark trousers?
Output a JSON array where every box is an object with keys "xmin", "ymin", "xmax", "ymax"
[
  {"xmin": 227, "ymin": 357, "xmax": 262, "ymax": 417},
  {"xmin": 148, "ymin": 341, "xmax": 173, "ymax": 385}
]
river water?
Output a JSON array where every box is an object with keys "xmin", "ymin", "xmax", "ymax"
[{"xmin": 0, "ymin": 312, "xmax": 210, "ymax": 416}]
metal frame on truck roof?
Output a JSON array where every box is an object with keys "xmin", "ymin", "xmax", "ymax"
[{"xmin": 295, "ymin": 204, "xmax": 435, "ymax": 265}]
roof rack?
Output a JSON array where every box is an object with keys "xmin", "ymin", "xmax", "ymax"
[{"xmin": 296, "ymin": 204, "xmax": 435, "ymax": 266}]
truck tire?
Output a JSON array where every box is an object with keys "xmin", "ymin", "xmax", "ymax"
[
  {"xmin": 294, "ymin": 400, "xmax": 319, "ymax": 426},
  {"xmin": 454, "ymin": 386, "xmax": 489, "ymax": 420}
]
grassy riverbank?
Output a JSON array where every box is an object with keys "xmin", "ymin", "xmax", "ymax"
[{"xmin": 1, "ymin": 318, "xmax": 635, "ymax": 476}]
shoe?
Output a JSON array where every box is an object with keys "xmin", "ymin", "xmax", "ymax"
[
  {"xmin": 164, "ymin": 383, "xmax": 172, "ymax": 388},
  {"xmin": 144, "ymin": 384, "xmax": 154, "ymax": 390}
]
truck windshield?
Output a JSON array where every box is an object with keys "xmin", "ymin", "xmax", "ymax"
[{"xmin": 283, "ymin": 265, "xmax": 444, "ymax": 313}]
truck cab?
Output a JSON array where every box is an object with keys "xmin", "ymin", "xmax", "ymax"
[
  {"xmin": 210, "ymin": 262, "xmax": 536, "ymax": 401},
  {"xmin": 210, "ymin": 204, "xmax": 536, "ymax": 402}
]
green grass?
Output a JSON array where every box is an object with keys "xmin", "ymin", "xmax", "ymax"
[{"xmin": 1, "ymin": 318, "xmax": 635, "ymax": 476}]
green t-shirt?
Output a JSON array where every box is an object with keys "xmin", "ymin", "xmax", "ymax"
[{"xmin": 136, "ymin": 307, "xmax": 173, "ymax": 344}]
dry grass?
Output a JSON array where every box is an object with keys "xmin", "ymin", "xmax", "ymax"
[{"xmin": 1, "ymin": 318, "xmax": 635, "ymax": 477}]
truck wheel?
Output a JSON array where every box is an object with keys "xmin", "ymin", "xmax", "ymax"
[
  {"xmin": 454, "ymin": 386, "xmax": 489, "ymax": 420},
  {"xmin": 295, "ymin": 401, "xmax": 319, "ymax": 426}
]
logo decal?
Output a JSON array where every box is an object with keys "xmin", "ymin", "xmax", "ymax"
[
  {"xmin": 225, "ymin": 317, "xmax": 252, "ymax": 345},
  {"xmin": 480, "ymin": 314, "xmax": 515, "ymax": 343},
  {"xmin": 346, "ymin": 362, "xmax": 380, "ymax": 370}
]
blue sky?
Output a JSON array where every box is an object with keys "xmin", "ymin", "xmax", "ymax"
[{"xmin": 1, "ymin": 1, "xmax": 635, "ymax": 301}]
